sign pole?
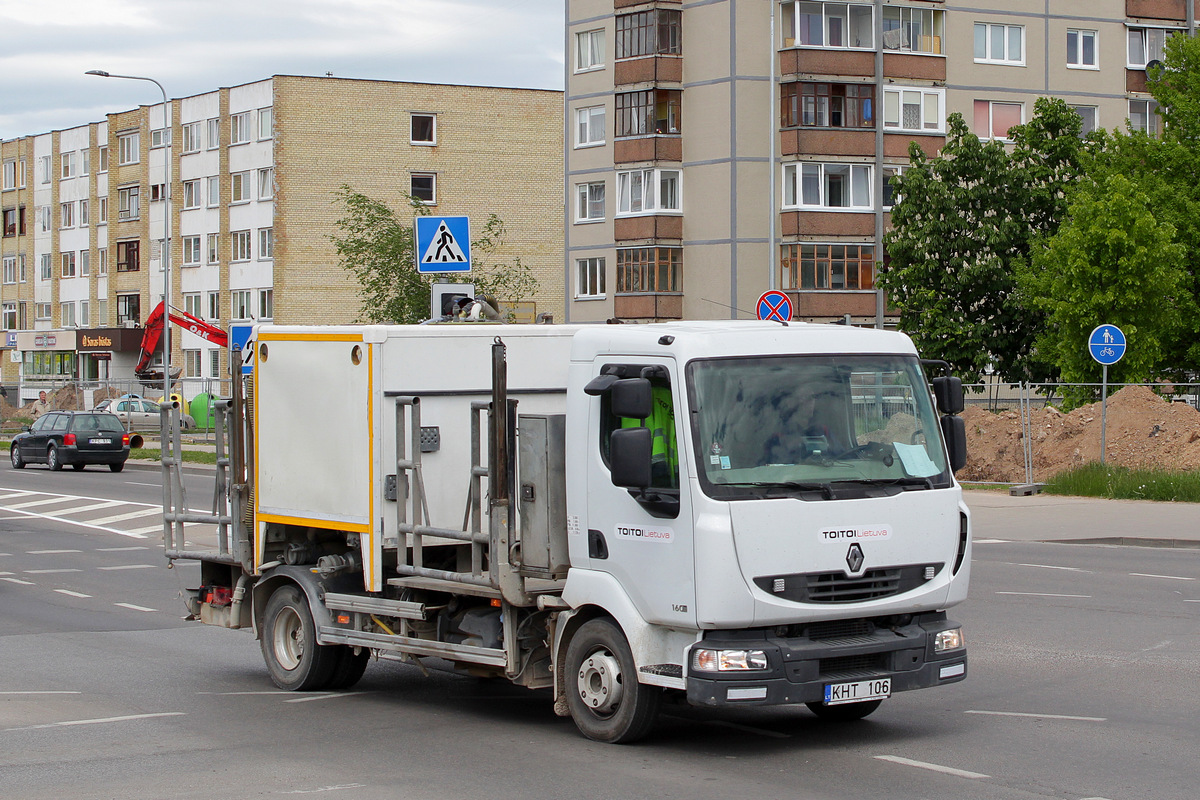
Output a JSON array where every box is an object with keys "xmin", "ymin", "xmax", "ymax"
[{"xmin": 1100, "ymin": 364, "xmax": 1108, "ymax": 464}]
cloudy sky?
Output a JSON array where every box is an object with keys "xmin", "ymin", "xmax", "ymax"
[{"xmin": 0, "ymin": 0, "xmax": 565, "ymax": 141}]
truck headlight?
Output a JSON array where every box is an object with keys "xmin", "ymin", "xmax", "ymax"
[
  {"xmin": 934, "ymin": 628, "xmax": 964, "ymax": 653},
  {"xmin": 692, "ymin": 648, "xmax": 768, "ymax": 672}
]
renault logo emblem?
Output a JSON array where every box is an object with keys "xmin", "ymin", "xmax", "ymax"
[{"xmin": 846, "ymin": 543, "xmax": 865, "ymax": 573}]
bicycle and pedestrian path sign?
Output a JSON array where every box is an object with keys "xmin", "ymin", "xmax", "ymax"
[
  {"xmin": 415, "ymin": 216, "xmax": 471, "ymax": 273},
  {"xmin": 1089, "ymin": 324, "xmax": 1126, "ymax": 365}
]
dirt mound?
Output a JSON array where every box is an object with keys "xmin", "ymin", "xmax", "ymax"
[{"xmin": 961, "ymin": 385, "xmax": 1200, "ymax": 483}]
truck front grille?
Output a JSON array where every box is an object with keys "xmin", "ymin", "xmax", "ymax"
[{"xmin": 754, "ymin": 563, "xmax": 943, "ymax": 604}]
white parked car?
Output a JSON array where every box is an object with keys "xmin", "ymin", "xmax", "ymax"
[{"xmin": 94, "ymin": 397, "xmax": 196, "ymax": 431}]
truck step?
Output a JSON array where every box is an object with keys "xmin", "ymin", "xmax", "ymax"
[
  {"xmin": 318, "ymin": 626, "xmax": 508, "ymax": 668},
  {"xmin": 324, "ymin": 592, "xmax": 426, "ymax": 621},
  {"xmin": 386, "ymin": 575, "xmax": 501, "ymax": 600}
]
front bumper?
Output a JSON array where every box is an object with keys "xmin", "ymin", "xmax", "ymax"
[{"xmin": 687, "ymin": 612, "xmax": 966, "ymax": 707}]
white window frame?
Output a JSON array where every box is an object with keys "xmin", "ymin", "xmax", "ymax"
[
  {"xmin": 36, "ymin": 302, "xmax": 52, "ymax": 321},
  {"xmin": 783, "ymin": 2, "xmax": 875, "ymax": 51},
  {"xmin": 182, "ymin": 121, "xmax": 202, "ymax": 153},
  {"xmin": 184, "ymin": 292, "xmax": 203, "ymax": 318},
  {"xmin": 1128, "ymin": 98, "xmax": 1160, "ymax": 135},
  {"xmin": 883, "ymin": 87, "xmax": 944, "ymax": 133},
  {"xmin": 60, "ymin": 201, "xmax": 75, "ymax": 229},
  {"xmin": 258, "ymin": 107, "xmax": 273, "ymax": 140},
  {"xmin": 575, "ymin": 257, "xmax": 606, "ymax": 299},
  {"xmin": 117, "ymin": 132, "xmax": 139, "ymax": 165},
  {"xmin": 208, "ymin": 291, "xmax": 221, "ymax": 321},
  {"xmin": 98, "ymin": 197, "xmax": 107, "ymax": 225},
  {"xmin": 974, "ymin": 22, "xmax": 1025, "ymax": 65},
  {"xmin": 79, "ymin": 250, "xmax": 89, "ymax": 276},
  {"xmin": 411, "ymin": 173, "xmax": 436, "ymax": 205},
  {"xmin": 576, "ymin": 106, "xmax": 606, "ymax": 148},
  {"xmin": 98, "ymin": 146, "xmax": 108, "ymax": 173},
  {"xmin": 783, "ymin": 162, "xmax": 873, "ymax": 210},
  {"xmin": 118, "ymin": 185, "xmax": 139, "ymax": 220},
  {"xmin": 1070, "ymin": 105, "xmax": 1098, "ymax": 137},
  {"xmin": 882, "ymin": 6, "xmax": 944, "ymax": 55},
  {"xmin": 61, "ymin": 251, "xmax": 76, "ymax": 278},
  {"xmin": 184, "ymin": 349, "xmax": 202, "ymax": 379},
  {"xmin": 207, "ymin": 118, "xmax": 220, "ymax": 149},
  {"xmin": 183, "ymin": 235, "xmax": 202, "ymax": 266},
  {"xmin": 231, "ymin": 289, "xmax": 253, "ymax": 321},
  {"xmin": 258, "ymin": 228, "xmax": 274, "ymax": 260},
  {"xmin": 259, "ymin": 289, "xmax": 273, "ymax": 321},
  {"xmin": 2, "ymin": 301, "xmax": 16, "ymax": 330},
  {"xmin": 150, "ymin": 128, "xmax": 170, "ymax": 148},
  {"xmin": 80, "ymin": 149, "xmax": 89, "ymax": 176},
  {"xmin": 1067, "ymin": 29, "xmax": 1098, "ymax": 70},
  {"xmin": 257, "ymin": 167, "xmax": 274, "ymax": 200},
  {"xmin": 40, "ymin": 253, "xmax": 52, "ymax": 281},
  {"xmin": 230, "ymin": 171, "xmax": 250, "ymax": 203},
  {"xmin": 207, "ymin": 176, "xmax": 220, "ymax": 207},
  {"xmin": 207, "ymin": 233, "xmax": 220, "ymax": 264},
  {"xmin": 79, "ymin": 199, "xmax": 89, "ymax": 227},
  {"xmin": 230, "ymin": 112, "xmax": 251, "ymax": 145},
  {"xmin": 615, "ymin": 168, "xmax": 681, "ymax": 216},
  {"xmin": 2, "ymin": 257, "xmax": 15, "ymax": 285},
  {"xmin": 79, "ymin": 299, "xmax": 89, "ymax": 327},
  {"xmin": 183, "ymin": 179, "xmax": 201, "ymax": 209},
  {"xmin": 40, "ymin": 155, "xmax": 51, "ymax": 183},
  {"xmin": 209, "ymin": 348, "xmax": 221, "ymax": 379},
  {"xmin": 40, "ymin": 205, "xmax": 51, "ymax": 232},
  {"xmin": 575, "ymin": 28, "xmax": 606, "ymax": 72},
  {"xmin": 575, "ymin": 181, "xmax": 606, "ymax": 223},
  {"xmin": 231, "ymin": 230, "xmax": 252, "ymax": 262},
  {"xmin": 974, "ymin": 100, "xmax": 1024, "ymax": 141},
  {"xmin": 98, "ymin": 247, "xmax": 107, "ymax": 276},
  {"xmin": 60, "ymin": 152, "xmax": 75, "ymax": 180},
  {"xmin": 410, "ymin": 113, "xmax": 436, "ymax": 145},
  {"xmin": 60, "ymin": 301, "xmax": 76, "ymax": 328},
  {"xmin": 1127, "ymin": 26, "xmax": 1179, "ymax": 69},
  {"xmin": 1, "ymin": 159, "xmax": 14, "ymax": 190}
]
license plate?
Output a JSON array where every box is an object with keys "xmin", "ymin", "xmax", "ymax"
[
  {"xmin": 89, "ymin": 438, "xmax": 112, "ymax": 445},
  {"xmin": 824, "ymin": 678, "xmax": 891, "ymax": 705}
]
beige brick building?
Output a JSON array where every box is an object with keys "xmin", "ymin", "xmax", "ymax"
[{"xmin": 0, "ymin": 76, "xmax": 564, "ymax": 403}]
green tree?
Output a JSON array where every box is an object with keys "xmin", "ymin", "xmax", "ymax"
[
  {"xmin": 330, "ymin": 186, "xmax": 539, "ymax": 324},
  {"xmin": 880, "ymin": 98, "xmax": 1088, "ymax": 384}
]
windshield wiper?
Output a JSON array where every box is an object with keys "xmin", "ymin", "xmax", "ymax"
[
  {"xmin": 830, "ymin": 477, "xmax": 936, "ymax": 491},
  {"xmin": 716, "ymin": 481, "xmax": 836, "ymax": 500}
]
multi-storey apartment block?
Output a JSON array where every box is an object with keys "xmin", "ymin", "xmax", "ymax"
[
  {"xmin": 563, "ymin": 0, "xmax": 1196, "ymax": 325},
  {"xmin": 0, "ymin": 76, "xmax": 563, "ymax": 402}
]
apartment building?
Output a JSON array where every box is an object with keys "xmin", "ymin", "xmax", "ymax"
[
  {"xmin": 0, "ymin": 76, "xmax": 563, "ymax": 402},
  {"xmin": 563, "ymin": 0, "xmax": 1197, "ymax": 325}
]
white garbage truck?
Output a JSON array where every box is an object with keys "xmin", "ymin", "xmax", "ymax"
[{"xmin": 164, "ymin": 320, "xmax": 970, "ymax": 743}]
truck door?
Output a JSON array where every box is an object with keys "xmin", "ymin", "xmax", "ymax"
[{"xmin": 584, "ymin": 359, "xmax": 695, "ymax": 628}]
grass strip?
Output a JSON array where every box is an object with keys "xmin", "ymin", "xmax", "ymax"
[{"xmin": 1041, "ymin": 462, "xmax": 1200, "ymax": 503}]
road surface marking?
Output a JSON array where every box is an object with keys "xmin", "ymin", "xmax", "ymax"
[
  {"xmin": 127, "ymin": 524, "xmax": 166, "ymax": 535},
  {"xmin": 0, "ymin": 691, "xmax": 81, "ymax": 695},
  {"xmin": 874, "ymin": 755, "xmax": 989, "ymax": 780},
  {"xmin": 6, "ymin": 497, "xmax": 83, "ymax": 510},
  {"xmin": 1017, "ymin": 563, "xmax": 1091, "ymax": 573},
  {"xmin": 1130, "ymin": 573, "xmax": 1194, "ymax": 582},
  {"xmin": 25, "ymin": 569, "xmax": 82, "ymax": 574},
  {"xmin": 284, "ymin": 692, "xmax": 367, "ymax": 704},
  {"xmin": 87, "ymin": 509, "xmax": 162, "ymax": 525},
  {"xmin": 0, "ymin": 505, "xmax": 147, "ymax": 538},
  {"xmin": 54, "ymin": 589, "xmax": 92, "ymax": 598},
  {"xmin": 996, "ymin": 591, "xmax": 1091, "ymax": 598},
  {"xmin": 282, "ymin": 785, "xmax": 367, "ymax": 795},
  {"xmin": 966, "ymin": 710, "xmax": 1106, "ymax": 722},
  {"xmin": 199, "ymin": 691, "xmax": 290, "ymax": 696},
  {"xmin": 126, "ymin": 482, "xmax": 160, "ymax": 488},
  {"xmin": 98, "ymin": 564, "xmax": 157, "ymax": 571},
  {"xmin": 45, "ymin": 500, "xmax": 123, "ymax": 516},
  {"xmin": 1, "ymin": 577, "xmax": 34, "ymax": 585},
  {"xmin": 96, "ymin": 546, "xmax": 149, "ymax": 552},
  {"xmin": 114, "ymin": 602, "xmax": 157, "ymax": 612},
  {"xmin": 4, "ymin": 712, "xmax": 184, "ymax": 731},
  {"xmin": 972, "ymin": 538, "xmax": 1009, "ymax": 544},
  {"xmin": 27, "ymin": 549, "xmax": 82, "ymax": 555}
]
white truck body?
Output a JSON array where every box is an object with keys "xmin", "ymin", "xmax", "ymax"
[{"xmin": 166, "ymin": 321, "xmax": 970, "ymax": 742}]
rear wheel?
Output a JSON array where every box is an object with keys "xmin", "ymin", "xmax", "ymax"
[
  {"xmin": 565, "ymin": 618, "xmax": 661, "ymax": 743},
  {"xmin": 10, "ymin": 445, "xmax": 24, "ymax": 470},
  {"xmin": 72, "ymin": 463, "xmax": 85, "ymax": 471},
  {"xmin": 47, "ymin": 445, "xmax": 62, "ymax": 471},
  {"xmin": 109, "ymin": 462, "xmax": 125, "ymax": 473},
  {"xmin": 805, "ymin": 699, "xmax": 883, "ymax": 722},
  {"xmin": 260, "ymin": 586, "xmax": 337, "ymax": 691}
]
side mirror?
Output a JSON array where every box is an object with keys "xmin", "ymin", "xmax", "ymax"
[
  {"xmin": 932, "ymin": 376, "xmax": 964, "ymax": 415},
  {"xmin": 941, "ymin": 414, "xmax": 967, "ymax": 473},
  {"xmin": 611, "ymin": 378, "xmax": 653, "ymax": 420},
  {"xmin": 609, "ymin": 427, "xmax": 652, "ymax": 488}
]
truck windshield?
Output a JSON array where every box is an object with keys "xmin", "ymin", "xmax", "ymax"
[{"xmin": 686, "ymin": 355, "xmax": 950, "ymax": 500}]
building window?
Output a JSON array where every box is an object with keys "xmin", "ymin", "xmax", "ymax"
[
  {"xmin": 576, "ymin": 106, "xmax": 606, "ymax": 147},
  {"xmin": 2, "ymin": 257, "xmax": 15, "ymax": 285},
  {"xmin": 781, "ymin": 243, "xmax": 875, "ymax": 290},
  {"xmin": 79, "ymin": 199, "xmax": 89, "ymax": 226},
  {"xmin": 182, "ymin": 121, "xmax": 202, "ymax": 153},
  {"xmin": 230, "ymin": 112, "xmax": 251, "ymax": 145},
  {"xmin": 231, "ymin": 171, "xmax": 250, "ymax": 203},
  {"xmin": 258, "ymin": 107, "xmax": 273, "ymax": 140},
  {"xmin": 98, "ymin": 146, "xmax": 108, "ymax": 173},
  {"xmin": 2, "ymin": 159, "xmax": 14, "ymax": 189},
  {"xmin": 259, "ymin": 289, "xmax": 273, "ymax": 320},
  {"xmin": 615, "ymin": 9, "xmax": 681, "ymax": 58},
  {"xmin": 576, "ymin": 257, "xmax": 606, "ymax": 299},
  {"xmin": 616, "ymin": 247, "xmax": 681, "ymax": 293},
  {"xmin": 232, "ymin": 289, "xmax": 253, "ymax": 321},
  {"xmin": 61, "ymin": 152, "xmax": 75, "ymax": 179},
  {"xmin": 116, "ymin": 293, "xmax": 140, "ymax": 325},
  {"xmin": 1, "ymin": 208, "xmax": 15, "ymax": 237},
  {"xmin": 781, "ymin": 2, "xmax": 874, "ymax": 49},
  {"xmin": 36, "ymin": 303, "xmax": 52, "ymax": 321},
  {"xmin": 883, "ymin": 87, "xmax": 944, "ymax": 133},
  {"xmin": 576, "ymin": 181, "xmax": 605, "ymax": 222},
  {"xmin": 973, "ymin": 100, "xmax": 1023, "ymax": 140},
  {"xmin": 118, "ymin": 185, "xmax": 140, "ymax": 220},
  {"xmin": 184, "ymin": 349, "xmax": 202, "ymax": 379},
  {"xmin": 60, "ymin": 201, "xmax": 75, "ymax": 229},
  {"xmin": 116, "ymin": 240, "xmax": 140, "ymax": 272},
  {"xmin": 576, "ymin": 28, "xmax": 605, "ymax": 72},
  {"xmin": 882, "ymin": 6, "xmax": 944, "ymax": 55},
  {"xmin": 783, "ymin": 163, "xmax": 873, "ymax": 209},
  {"xmin": 2, "ymin": 302, "xmax": 15, "ymax": 330},
  {"xmin": 98, "ymin": 197, "xmax": 107, "ymax": 225},
  {"xmin": 19, "ymin": 253, "xmax": 26, "ymax": 282},
  {"xmin": 207, "ymin": 176, "xmax": 220, "ymax": 207},
  {"xmin": 1128, "ymin": 27, "xmax": 1176, "ymax": 69},
  {"xmin": 40, "ymin": 253, "xmax": 52, "ymax": 280},
  {"xmin": 98, "ymin": 247, "xmax": 107, "ymax": 276},
  {"xmin": 258, "ymin": 228, "xmax": 274, "ymax": 259},
  {"xmin": 96, "ymin": 298, "xmax": 107, "ymax": 325},
  {"xmin": 1070, "ymin": 105, "xmax": 1098, "ymax": 136},
  {"xmin": 183, "ymin": 293, "xmax": 202, "ymax": 319},
  {"xmin": 974, "ymin": 22, "xmax": 1024, "ymax": 65},
  {"xmin": 150, "ymin": 183, "xmax": 166, "ymax": 202},
  {"xmin": 616, "ymin": 169, "xmax": 681, "ymax": 215},
  {"xmin": 208, "ymin": 291, "xmax": 221, "ymax": 320},
  {"xmin": 40, "ymin": 154, "xmax": 51, "ymax": 183},
  {"xmin": 782, "ymin": 82, "xmax": 874, "ymax": 129},
  {"xmin": 207, "ymin": 233, "xmax": 220, "ymax": 264},
  {"xmin": 257, "ymin": 167, "xmax": 274, "ymax": 200},
  {"xmin": 60, "ymin": 302, "xmax": 76, "ymax": 328},
  {"xmin": 207, "ymin": 118, "xmax": 220, "ymax": 149},
  {"xmin": 615, "ymin": 89, "xmax": 681, "ymax": 136},
  {"xmin": 411, "ymin": 113, "xmax": 436, "ymax": 145},
  {"xmin": 209, "ymin": 348, "xmax": 221, "ymax": 378},
  {"xmin": 151, "ymin": 128, "xmax": 170, "ymax": 148},
  {"xmin": 79, "ymin": 300, "xmax": 89, "ymax": 327},
  {"xmin": 1067, "ymin": 29, "xmax": 1098, "ymax": 69},
  {"xmin": 1129, "ymin": 99, "xmax": 1160, "ymax": 134},
  {"xmin": 80, "ymin": 149, "xmax": 90, "ymax": 176},
  {"xmin": 183, "ymin": 235, "xmax": 202, "ymax": 266},
  {"xmin": 80, "ymin": 250, "xmax": 89, "ymax": 276},
  {"xmin": 183, "ymin": 179, "xmax": 201, "ymax": 209},
  {"xmin": 118, "ymin": 132, "xmax": 139, "ymax": 165},
  {"xmin": 231, "ymin": 230, "xmax": 252, "ymax": 262},
  {"xmin": 411, "ymin": 173, "xmax": 436, "ymax": 204}
]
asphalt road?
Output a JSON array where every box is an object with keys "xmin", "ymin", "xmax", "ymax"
[{"xmin": 1, "ymin": 474, "xmax": 1196, "ymax": 800}]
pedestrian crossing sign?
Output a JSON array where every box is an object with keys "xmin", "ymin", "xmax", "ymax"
[{"xmin": 415, "ymin": 216, "xmax": 471, "ymax": 273}]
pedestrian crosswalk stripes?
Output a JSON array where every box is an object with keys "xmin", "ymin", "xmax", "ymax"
[{"xmin": 0, "ymin": 488, "xmax": 218, "ymax": 544}]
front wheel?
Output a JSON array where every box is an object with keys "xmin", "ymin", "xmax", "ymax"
[
  {"xmin": 260, "ymin": 586, "xmax": 336, "ymax": 691},
  {"xmin": 805, "ymin": 699, "xmax": 883, "ymax": 722},
  {"xmin": 564, "ymin": 618, "xmax": 661, "ymax": 743},
  {"xmin": 10, "ymin": 445, "xmax": 25, "ymax": 470},
  {"xmin": 47, "ymin": 445, "xmax": 62, "ymax": 471}
]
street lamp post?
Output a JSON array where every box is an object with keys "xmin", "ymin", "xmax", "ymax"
[{"xmin": 85, "ymin": 70, "xmax": 172, "ymax": 406}]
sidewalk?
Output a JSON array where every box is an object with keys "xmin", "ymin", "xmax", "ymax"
[{"xmin": 964, "ymin": 489, "xmax": 1200, "ymax": 547}]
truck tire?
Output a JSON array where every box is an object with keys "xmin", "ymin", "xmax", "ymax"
[
  {"xmin": 805, "ymin": 699, "xmax": 883, "ymax": 722},
  {"xmin": 564, "ymin": 618, "xmax": 661, "ymax": 743},
  {"xmin": 260, "ymin": 586, "xmax": 337, "ymax": 691},
  {"xmin": 326, "ymin": 646, "xmax": 370, "ymax": 690}
]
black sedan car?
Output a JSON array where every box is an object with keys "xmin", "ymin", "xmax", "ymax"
[{"xmin": 10, "ymin": 411, "xmax": 134, "ymax": 472}]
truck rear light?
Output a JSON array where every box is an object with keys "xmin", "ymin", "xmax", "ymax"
[
  {"xmin": 203, "ymin": 585, "xmax": 233, "ymax": 606},
  {"xmin": 63, "ymin": 433, "xmax": 76, "ymax": 446}
]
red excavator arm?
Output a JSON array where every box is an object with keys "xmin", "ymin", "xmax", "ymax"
[{"xmin": 135, "ymin": 301, "xmax": 229, "ymax": 376}]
